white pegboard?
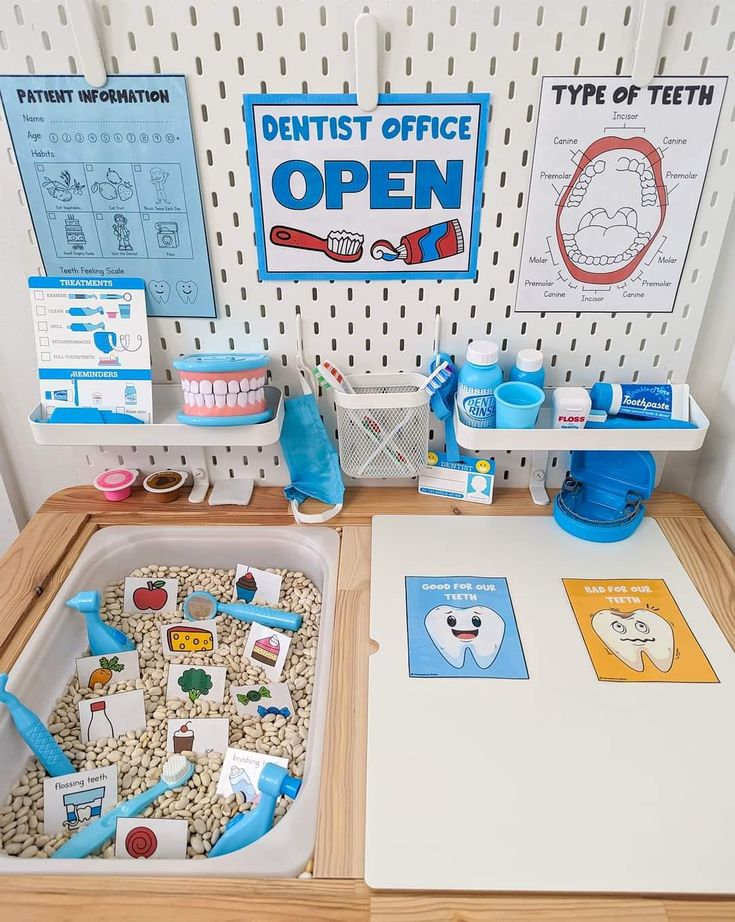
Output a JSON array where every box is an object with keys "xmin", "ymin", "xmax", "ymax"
[{"xmin": 1, "ymin": 0, "xmax": 734, "ymax": 489}]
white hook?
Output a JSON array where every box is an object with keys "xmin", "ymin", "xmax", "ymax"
[
  {"xmin": 354, "ymin": 13, "xmax": 379, "ymax": 112},
  {"xmin": 631, "ymin": 0, "xmax": 666, "ymax": 87},
  {"xmin": 67, "ymin": 0, "xmax": 107, "ymax": 88}
]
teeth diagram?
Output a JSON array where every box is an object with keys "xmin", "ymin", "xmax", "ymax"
[
  {"xmin": 556, "ymin": 136, "xmax": 667, "ymax": 285},
  {"xmin": 592, "ymin": 608, "xmax": 675, "ymax": 673},
  {"xmin": 424, "ymin": 604, "xmax": 505, "ymax": 669}
]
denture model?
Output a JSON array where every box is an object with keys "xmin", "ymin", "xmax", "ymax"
[{"xmin": 173, "ymin": 353, "xmax": 271, "ymax": 426}]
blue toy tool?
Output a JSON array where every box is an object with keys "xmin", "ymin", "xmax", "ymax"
[
  {"xmin": 69, "ymin": 321, "xmax": 105, "ymax": 332},
  {"xmin": 0, "ymin": 673, "xmax": 74, "ymax": 776},
  {"xmin": 182, "ymin": 590, "xmax": 302, "ymax": 631},
  {"xmin": 65, "ymin": 591, "xmax": 136, "ymax": 656},
  {"xmin": 208, "ymin": 762, "xmax": 301, "ymax": 858},
  {"xmin": 67, "ymin": 307, "xmax": 104, "ymax": 316},
  {"xmin": 52, "ymin": 754, "xmax": 194, "ymax": 859}
]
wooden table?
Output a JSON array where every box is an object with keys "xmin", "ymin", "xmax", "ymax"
[{"xmin": 1, "ymin": 486, "xmax": 734, "ymax": 922}]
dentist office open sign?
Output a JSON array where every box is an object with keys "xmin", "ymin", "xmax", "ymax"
[{"xmin": 243, "ymin": 93, "xmax": 489, "ymax": 280}]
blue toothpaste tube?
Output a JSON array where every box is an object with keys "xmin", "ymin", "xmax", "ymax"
[{"xmin": 590, "ymin": 383, "xmax": 689, "ymax": 422}]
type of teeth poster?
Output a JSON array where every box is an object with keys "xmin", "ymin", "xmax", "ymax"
[
  {"xmin": 563, "ymin": 578, "xmax": 718, "ymax": 682},
  {"xmin": 405, "ymin": 577, "xmax": 528, "ymax": 679},
  {"xmin": 516, "ymin": 77, "xmax": 727, "ymax": 313},
  {"xmin": 0, "ymin": 75, "xmax": 215, "ymax": 317},
  {"xmin": 244, "ymin": 93, "xmax": 489, "ymax": 280},
  {"xmin": 28, "ymin": 276, "xmax": 152, "ymax": 421}
]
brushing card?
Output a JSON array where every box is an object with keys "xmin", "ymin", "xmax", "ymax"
[
  {"xmin": 166, "ymin": 718, "xmax": 229, "ymax": 755},
  {"xmin": 78, "ymin": 689, "xmax": 146, "ymax": 743},
  {"xmin": 243, "ymin": 624, "xmax": 291, "ymax": 681},
  {"xmin": 216, "ymin": 748, "xmax": 288, "ymax": 802},
  {"xmin": 76, "ymin": 650, "xmax": 140, "ymax": 690},
  {"xmin": 231, "ymin": 682, "xmax": 294, "ymax": 718},
  {"xmin": 160, "ymin": 620, "xmax": 218, "ymax": 658},
  {"xmin": 123, "ymin": 577, "xmax": 179, "ymax": 614},
  {"xmin": 405, "ymin": 577, "xmax": 528, "ymax": 679},
  {"xmin": 115, "ymin": 818, "xmax": 188, "ymax": 859},
  {"xmin": 233, "ymin": 564, "xmax": 282, "ymax": 604},
  {"xmin": 166, "ymin": 664, "xmax": 227, "ymax": 704},
  {"xmin": 43, "ymin": 766, "xmax": 119, "ymax": 835},
  {"xmin": 563, "ymin": 578, "xmax": 719, "ymax": 683}
]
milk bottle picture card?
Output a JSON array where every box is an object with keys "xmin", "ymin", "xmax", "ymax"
[
  {"xmin": 243, "ymin": 624, "xmax": 291, "ymax": 681},
  {"xmin": 78, "ymin": 689, "xmax": 146, "ymax": 743},
  {"xmin": 233, "ymin": 564, "xmax": 282, "ymax": 604},
  {"xmin": 43, "ymin": 766, "xmax": 118, "ymax": 834}
]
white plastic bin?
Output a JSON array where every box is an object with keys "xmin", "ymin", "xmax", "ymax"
[
  {"xmin": 0, "ymin": 525, "xmax": 339, "ymax": 877},
  {"xmin": 334, "ymin": 373, "xmax": 429, "ymax": 478}
]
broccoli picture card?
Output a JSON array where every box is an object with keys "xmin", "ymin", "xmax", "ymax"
[{"xmin": 166, "ymin": 664, "xmax": 227, "ymax": 704}]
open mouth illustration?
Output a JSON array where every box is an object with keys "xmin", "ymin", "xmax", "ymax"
[
  {"xmin": 452, "ymin": 629, "xmax": 479, "ymax": 641},
  {"xmin": 556, "ymin": 137, "xmax": 667, "ymax": 285}
]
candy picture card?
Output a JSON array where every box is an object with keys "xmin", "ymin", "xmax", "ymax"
[
  {"xmin": 79, "ymin": 689, "xmax": 146, "ymax": 743},
  {"xmin": 124, "ymin": 577, "xmax": 179, "ymax": 614},
  {"xmin": 115, "ymin": 817, "xmax": 188, "ymax": 859},
  {"xmin": 44, "ymin": 766, "xmax": 119, "ymax": 835},
  {"xmin": 216, "ymin": 748, "xmax": 288, "ymax": 802},
  {"xmin": 160, "ymin": 620, "xmax": 218, "ymax": 658},
  {"xmin": 166, "ymin": 718, "xmax": 229, "ymax": 755},
  {"xmin": 231, "ymin": 682, "xmax": 295, "ymax": 719},
  {"xmin": 76, "ymin": 650, "xmax": 140, "ymax": 690},
  {"xmin": 166, "ymin": 664, "xmax": 227, "ymax": 704},
  {"xmin": 243, "ymin": 624, "xmax": 291, "ymax": 681},
  {"xmin": 233, "ymin": 564, "xmax": 282, "ymax": 605}
]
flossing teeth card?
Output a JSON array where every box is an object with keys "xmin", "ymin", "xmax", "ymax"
[{"xmin": 516, "ymin": 77, "xmax": 727, "ymax": 313}]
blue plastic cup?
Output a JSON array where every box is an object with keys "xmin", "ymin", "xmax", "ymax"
[{"xmin": 494, "ymin": 381, "xmax": 544, "ymax": 429}]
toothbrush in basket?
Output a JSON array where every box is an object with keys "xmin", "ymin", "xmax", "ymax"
[{"xmin": 0, "ymin": 674, "xmax": 74, "ymax": 776}]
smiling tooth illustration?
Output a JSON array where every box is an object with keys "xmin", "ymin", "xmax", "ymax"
[
  {"xmin": 424, "ymin": 604, "xmax": 505, "ymax": 669},
  {"xmin": 176, "ymin": 280, "xmax": 198, "ymax": 304},
  {"xmin": 147, "ymin": 280, "xmax": 171, "ymax": 304},
  {"xmin": 591, "ymin": 608, "xmax": 675, "ymax": 673}
]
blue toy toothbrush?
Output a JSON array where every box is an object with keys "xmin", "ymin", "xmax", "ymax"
[
  {"xmin": 208, "ymin": 762, "xmax": 301, "ymax": 858},
  {"xmin": 65, "ymin": 591, "xmax": 136, "ymax": 656},
  {"xmin": 0, "ymin": 674, "xmax": 74, "ymax": 776},
  {"xmin": 52, "ymin": 754, "xmax": 194, "ymax": 859},
  {"xmin": 182, "ymin": 591, "xmax": 303, "ymax": 631}
]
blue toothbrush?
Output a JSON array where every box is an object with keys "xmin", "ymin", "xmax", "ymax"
[
  {"xmin": 66, "ymin": 591, "xmax": 136, "ymax": 656},
  {"xmin": 0, "ymin": 674, "xmax": 74, "ymax": 776},
  {"xmin": 52, "ymin": 754, "xmax": 194, "ymax": 858}
]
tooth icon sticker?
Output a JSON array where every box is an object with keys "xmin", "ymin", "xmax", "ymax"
[
  {"xmin": 405, "ymin": 577, "xmax": 528, "ymax": 679},
  {"xmin": 563, "ymin": 579, "xmax": 718, "ymax": 683}
]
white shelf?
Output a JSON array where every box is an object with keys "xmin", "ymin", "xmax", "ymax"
[
  {"xmin": 29, "ymin": 385, "xmax": 284, "ymax": 447},
  {"xmin": 454, "ymin": 394, "xmax": 709, "ymax": 452}
]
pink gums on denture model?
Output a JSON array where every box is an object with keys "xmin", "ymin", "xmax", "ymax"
[{"xmin": 179, "ymin": 369, "xmax": 267, "ymax": 417}]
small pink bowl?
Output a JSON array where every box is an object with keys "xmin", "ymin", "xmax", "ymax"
[{"xmin": 93, "ymin": 468, "xmax": 138, "ymax": 502}]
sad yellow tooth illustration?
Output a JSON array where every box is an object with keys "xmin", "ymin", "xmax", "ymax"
[{"xmin": 591, "ymin": 608, "xmax": 674, "ymax": 673}]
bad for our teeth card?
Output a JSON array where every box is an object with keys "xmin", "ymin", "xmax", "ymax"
[
  {"xmin": 43, "ymin": 766, "xmax": 118, "ymax": 835},
  {"xmin": 166, "ymin": 664, "xmax": 227, "ymax": 704},
  {"xmin": 563, "ymin": 579, "xmax": 719, "ymax": 683},
  {"xmin": 405, "ymin": 577, "xmax": 528, "ymax": 679},
  {"xmin": 76, "ymin": 650, "xmax": 140, "ymax": 690},
  {"xmin": 231, "ymin": 682, "xmax": 295, "ymax": 718},
  {"xmin": 244, "ymin": 624, "xmax": 291, "ymax": 681},
  {"xmin": 115, "ymin": 817, "xmax": 188, "ymax": 859},
  {"xmin": 79, "ymin": 689, "xmax": 147, "ymax": 743},
  {"xmin": 124, "ymin": 577, "xmax": 179, "ymax": 614},
  {"xmin": 166, "ymin": 718, "xmax": 229, "ymax": 755},
  {"xmin": 216, "ymin": 748, "xmax": 288, "ymax": 802},
  {"xmin": 161, "ymin": 620, "xmax": 218, "ymax": 657},
  {"xmin": 233, "ymin": 564, "xmax": 282, "ymax": 604}
]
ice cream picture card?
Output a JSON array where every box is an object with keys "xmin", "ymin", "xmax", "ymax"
[
  {"xmin": 232, "ymin": 564, "xmax": 282, "ymax": 604},
  {"xmin": 563, "ymin": 579, "xmax": 719, "ymax": 683},
  {"xmin": 243, "ymin": 624, "xmax": 291, "ymax": 681}
]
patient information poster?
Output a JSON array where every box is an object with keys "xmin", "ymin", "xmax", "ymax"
[
  {"xmin": 516, "ymin": 77, "xmax": 726, "ymax": 313},
  {"xmin": 0, "ymin": 75, "xmax": 216, "ymax": 317}
]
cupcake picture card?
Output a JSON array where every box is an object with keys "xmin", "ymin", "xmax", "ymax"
[
  {"xmin": 244, "ymin": 624, "xmax": 291, "ymax": 681},
  {"xmin": 233, "ymin": 564, "xmax": 282, "ymax": 605},
  {"xmin": 166, "ymin": 718, "xmax": 229, "ymax": 755}
]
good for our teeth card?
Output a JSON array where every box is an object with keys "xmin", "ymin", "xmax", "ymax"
[
  {"xmin": 233, "ymin": 564, "xmax": 282, "ymax": 604},
  {"xmin": 405, "ymin": 577, "xmax": 528, "ymax": 679},
  {"xmin": 243, "ymin": 624, "xmax": 291, "ymax": 681}
]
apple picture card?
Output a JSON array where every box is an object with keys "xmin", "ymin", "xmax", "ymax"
[
  {"xmin": 233, "ymin": 564, "xmax": 282, "ymax": 605},
  {"xmin": 216, "ymin": 748, "xmax": 288, "ymax": 801},
  {"xmin": 79, "ymin": 689, "xmax": 147, "ymax": 743},
  {"xmin": 115, "ymin": 818, "xmax": 188, "ymax": 859},
  {"xmin": 166, "ymin": 664, "xmax": 227, "ymax": 704},
  {"xmin": 160, "ymin": 620, "xmax": 218, "ymax": 658},
  {"xmin": 243, "ymin": 624, "xmax": 291, "ymax": 681},
  {"xmin": 166, "ymin": 718, "xmax": 229, "ymax": 755},
  {"xmin": 43, "ymin": 766, "xmax": 118, "ymax": 835},
  {"xmin": 124, "ymin": 577, "xmax": 179, "ymax": 614},
  {"xmin": 76, "ymin": 650, "xmax": 140, "ymax": 690},
  {"xmin": 231, "ymin": 682, "xmax": 294, "ymax": 718}
]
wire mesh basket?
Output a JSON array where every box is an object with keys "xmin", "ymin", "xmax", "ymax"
[{"xmin": 333, "ymin": 373, "xmax": 430, "ymax": 479}]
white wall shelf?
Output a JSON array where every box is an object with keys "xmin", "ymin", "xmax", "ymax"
[{"xmin": 29, "ymin": 385, "xmax": 284, "ymax": 448}]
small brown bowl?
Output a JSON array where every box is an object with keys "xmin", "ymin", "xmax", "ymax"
[{"xmin": 143, "ymin": 470, "xmax": 187, "ymax": 503}]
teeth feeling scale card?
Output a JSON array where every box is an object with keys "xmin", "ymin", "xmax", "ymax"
[{"xmin": 367, "ymin": 515, "xmax": 735, "ymax": 894}]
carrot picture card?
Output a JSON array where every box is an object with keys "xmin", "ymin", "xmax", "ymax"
[
  {"xmin": 563, "ymin": 578, "xmax": 719, "ymax": 683},
  {"xmin": 76, "ymin": 650, "xmax": 140, "ymax": 690}
]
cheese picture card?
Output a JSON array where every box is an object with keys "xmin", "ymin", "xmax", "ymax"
[
  {"xmin": 166, "ymin": 718, "xmax": 229, "ymax": 755},
  {"xmin": 76, "ymin": 650, "xmax": 140, "ymax": 690},
  {"xmin": 166, "ymin": 664, "xmax": 227, "ymax": 704},
  {"xmin": 231, "ymin": 682, "xmax": 294, "ymax": 719},
  {"xmin": 43, "ymin": 766, "xmax": 118, "ymax": 835},
  {"xmin": 564, "ymin": 578, "xmax": 719, "ymax": 683},
  {"xmin": 243, "ymin": 624, "xmax": 291, "ymax": 682},
  {"xmin": 115, "ymin": 818, "xmax": 188, "ymax": 859},
  {"xmin": 216, "ymin": 748, "xmax": 288, "ymax": 801},
  {"xmin": 160, "ymin": 620, "xmax": 218, "ymax": 658},
  {"xmin": 123, "ymin": 577, "xmax": 179, "ymax": 614},
  {"xmin": 233, "ymin": 564, "xmax": 282, "ymax": 605},
  {"xmin": 79, "ymin": 689, "xmax": 146, "ymax": 743}
]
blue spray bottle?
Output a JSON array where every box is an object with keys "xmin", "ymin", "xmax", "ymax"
[{"xmin": 65, "ymin": 591, "xmax": 135, "ymax": 656}]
